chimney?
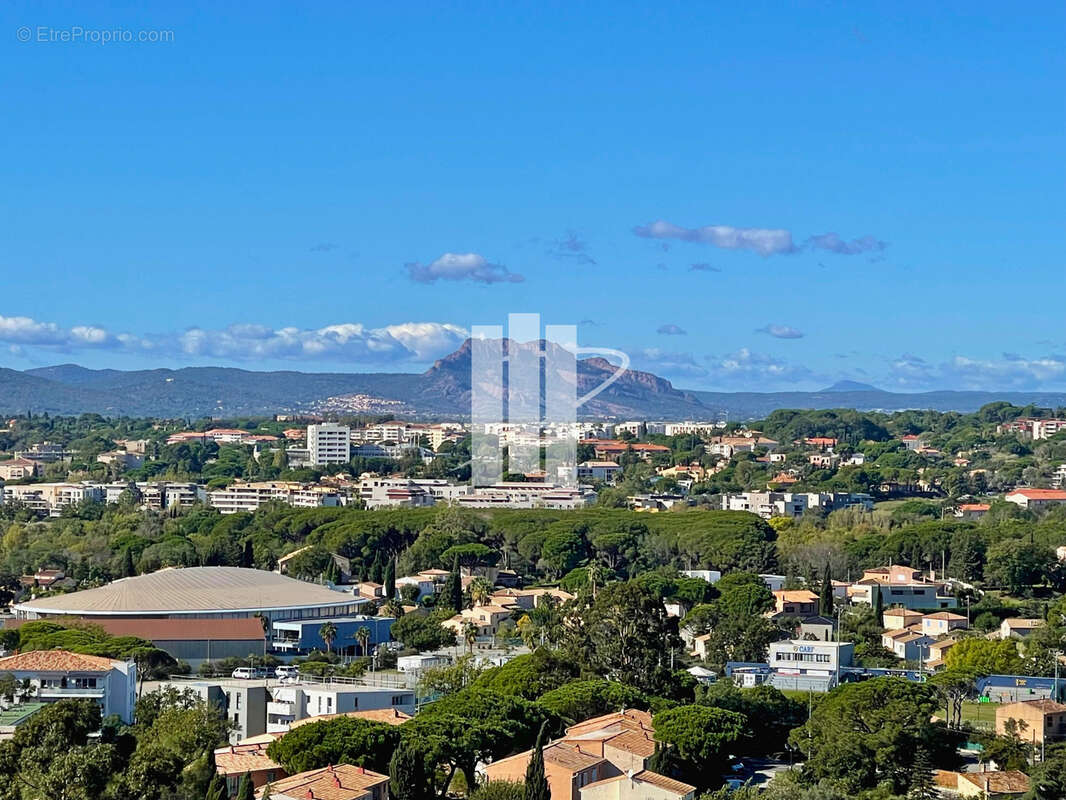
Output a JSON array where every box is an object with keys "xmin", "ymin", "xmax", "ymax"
[
  {"xmin": 358, "ymin": 765, "xmax": 365, "ymax": 774},
  {"xmin": 333, "ymin": 775, "xmax": 341, "ymax": 788},
  {"xmin": 305, "ymin": 791, "xmax": 314, "ymax": 799}
]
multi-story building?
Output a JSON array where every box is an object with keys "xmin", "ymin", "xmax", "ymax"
[
  {"xmin": 266, "ymin": 684, "xmax": 416, "ymax": 733},
  {"xmin": 13, "ymin": 443, "xmax": 75, "ymax": 463},
  {"xmin": 576, "ymin": 461, "xmax": 621, "ymax": 483},
  {"xmin": 767, "ymin": 640, "xmax": 854, "ymax": 691},
  {"xmin": 456, "ymin": 483, "xmax": 597, "ymax": 509},
  {"xmin": 271, "ymin": 615, "xmax": 393, "ymax": 657},
  {"xmin": 306, "ymin": 423, "xmax": 351, "ymax": 466},
  {"xmin": 2, "ymin": 482, "xmax": 106, "ymax": 516},
  {"xmin": 356, "ymin": 477, "xmax": 471, "ymax": 508},
  {"xmin": 163, "ymin": 680, "xmax": 269, "ymax": 743},
  {"xmin": 207, "ymin": 481, "xmax": 342, "ymax": 514},
  {"xmin": 1032, "ymin": 419, "xmax": 1066, "ymax": 440},
  {"xmin": 850, "ymin": 564, "xmax": 957, "ymax": 610},
  {"xmin": 0, "ymin": 650, "xmax": 136, "ymax": 724},
  {"xmin": 720, "ymin": 491, "xmax": 874, "ymax": 519}
]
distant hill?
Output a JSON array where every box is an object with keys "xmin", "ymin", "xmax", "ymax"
[
  {"xmin": 821, "ymin": 380, "xmax": 880, "ymax": 392},
  {"xmin": 4, "ymin": 344, "xmax": 1066, "ymax": 419}
]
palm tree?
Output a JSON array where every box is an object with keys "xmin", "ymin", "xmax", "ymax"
[
  {"xmin": 319, "ymin": 621, "xmax": 338, "ymax": 654},
  {"xmin": 586, "ymin": 564, "xmax": 606, "ymax": 598},
  {"xmin": 516, "ymin": 615, "xmax": 537, "ymax": 650},
  {"xmin": 462, "ymin": 620, "xmax": 478, "ymax": 654},
  {"xmin": 469, "ymin": 577, "xmax": 492, "ymax": 607},
  {"xmin": 356, "ymin": 626, "xmax": 372, "ymax": 657}
]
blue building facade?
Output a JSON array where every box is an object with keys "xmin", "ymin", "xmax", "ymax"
[{"xmin": 271, "ymin": 615, "xmax": 395, "ymax": 657}]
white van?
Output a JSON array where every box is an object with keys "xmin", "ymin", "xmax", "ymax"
[
  {"xmin": 275, "ymin": 665, "xmax": 299, "ymax": 680},
  {"xmin": 231, "ymin": 667, "xmax": 255, "ymax": 679}
]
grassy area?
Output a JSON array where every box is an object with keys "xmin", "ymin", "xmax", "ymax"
[{"xmin": 938, "ymin": 699, "xmax": 1000, "ymax": 730}]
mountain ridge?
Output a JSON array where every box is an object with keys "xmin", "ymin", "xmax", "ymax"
[{"xmin": 4, "ymin": 343, "xmax": 1066, "ymax": 419}]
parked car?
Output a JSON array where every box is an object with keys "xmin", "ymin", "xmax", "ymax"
[
  {"xmin": 231, "ymin": 667, "xmax": 255, "ymax": 679},
  {"xmin": 275, "ymin": 665, "xmax": 299, "ymax": 679}
]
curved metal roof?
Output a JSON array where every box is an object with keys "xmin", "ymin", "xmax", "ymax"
[{"xmin": 15, "ymin": 567, "xmax": 360, "ymax": 616}]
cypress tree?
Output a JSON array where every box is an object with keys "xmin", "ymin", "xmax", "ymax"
[
  {"xmin": 384, "ymin": 559, "xmax": 395, "ymax": 600},
  {"xmin": 874, "ymin": 584, "xmax": 884, "ymax": 623},
  {"xmin": 235, "ymin": 771, "xmax": 255, "ymax": 800},
  {"xmin": 819, "ymin": 563, "xmax": 834, "ymax": 616},
  {"xmin": 204, "ymin": 764, "xmax": 227, "ymax": 800},
  {"xmin": 442, "ymin": 556, "xmax": 463, "ymax": 612},
  {"xmin": 242, "ymin": 539, "xmax": 254, "ymax": 569},
  {"xmin": 370, "ymin": 556, "xmax": 385, "ymax": 584},
  {"xmin": 122, "ymin": 548, "xmax": 136, "ymax": 578},
  {"xmin": 389, "ymin": 739, "xmax": 427, "ymax": 800},
  {"xmin": 525, "ymin": 721, "xmax": 551, "ymax": 800}
]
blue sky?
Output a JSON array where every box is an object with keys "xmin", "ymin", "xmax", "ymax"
[{"xmin": 2, "ymin": 1, "xmax": 1064, "ymax": 392}]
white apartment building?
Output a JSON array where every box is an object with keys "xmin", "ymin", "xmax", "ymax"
[
  {"xmin": 456, "ymin": 483, "xmax": 597, "ymax": 509},
  {"xmin": 1033, "ymin": 419, "xmax": 1066, "ymax": 440},
  {"xmin": 306, "ymin": 423, "xmax": 351, "ymax": 466},
  {"xmin": 208, "ymin": 482, "xmax": 342, "ymax": 514},
  {"xmin": 2, "ymin": 482, "xmax": 105, "ymax": 516},
  {"xmin": 720, "ymin": 491, "xmax": 873, "ymax": 519},
  {"xmin": 663, "ymin": 422, "xmax": 720, "ymax": 437},
  {"xmin": 357, "ymin": 477, "xmax": 471, "ymax": 509},
  {"xmin": 576, "ymin": 461, "xmax": 622, "ymax": 483},
  {"xmin": 0, "ymin": 650, "xmax": 137, "ymax": 724},
  {"xmin": 266, "ymin": 684, "xmax": 416, "ymax": 733}
]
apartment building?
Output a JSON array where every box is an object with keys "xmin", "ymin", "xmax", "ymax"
[
  {"xmin": 456, "ymin": 483, "xmax": 597, "ymax": 509},
  {"xmin": 266, "ymin": 684, "xmax": 415, "ymax": 733},
  {"xmin": 2, "ymin": 482, "xmax": 105, "ymax": 516},
  {"xmin": 576, "ymin": 461, "xmax": 622, "ymax": 483},
  {"xmin": 357, "ymin": 476, "xmax": 470, "ymax": 508},
  {"xmin": 720, "ymin": 491, "xmax": 874, "ymax": 519},
  {"xmin": 850, "ymin": 564, "xmax": 957, "ymax": 610},
  {"xmin": 881, "ymin": 628, "xmax": 934, "ymax": 661},
  {"xmin": 0, "ymin": 650, "xmax": 137, "ymax": 724},
  {"xmin": 1032, "ymin": 419, "xmax": 1066, "ymax": 440},
  {"xmin": 207, "ymin": 481, "xmax": 342, "ymax": 514},
  {"xmin": 306, "ymin": 423, "xmax": 351, "ymax": 465}
]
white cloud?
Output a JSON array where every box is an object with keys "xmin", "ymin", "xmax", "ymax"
[
  {"xmin": 756, "ymin": 324, "xmax": 805, "ymax": 339},
  {"xmin": 0, "ymin": 313, "xmax": 468, "ymax": 365},
  {"xmin": 178, "ymin": 321, "xmax": 468, "ymax": 363},
  {"xmin": 805, "ymin": 233, "xmax": 887, "ymax": 255},
  {"xmin": 0, "ymin": 315, "xmax": 68, "ymax": 345},
  {"xmin": 657, "ymin": 324, "xmax": 687, "ymax": 336},
  {"xmin": 406, "ymin": 252, "xmax": 523, "ymax": 284},
  {"xmin": 635, "ymin": 221, "xmax": 887, "ymax": 258},
  {"xmin": 634, "ymin": 221, "xmax": 795, "ymax": 256},
  {"xmin": 887, "ymin": 352, "xmax": 1066, "ymax": 391}
]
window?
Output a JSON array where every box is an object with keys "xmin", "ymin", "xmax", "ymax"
[{"xmin": 236, "ymin": 694, "xmax": 241, "ymax": 710}]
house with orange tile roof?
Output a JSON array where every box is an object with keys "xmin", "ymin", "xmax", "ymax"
[
  {"xmin": 0, "ymin": 649, "xmax": 136, "ymax": 723},
  {"xmin": 255, "ymin": 764, "xmax": 388, "ymax": 800},
  {"xmin": 580, "ymin": 770, "xmax": 697, "ymax": 800},
  {"xmin": 771, "ymin": 589, "xmax": 819, "ymax": 616},
  {"xmin": 999, "ymin": 617, "xmax": 1045, "ymax": 640},
  {"xmin": 935, "ymin": 769, "xmax": 1030, "ymax": 798},
  {"xmin": 483, "ymin": 710, "xmax": 683, "ymax": 800},
  {"xmin": 215, "ymin": 741, "xmax": 286, "ymax": 796},
  {"xmin": 953, "ymin": 503, "xmax": 991, "ymax": 520},
  {"xmin": 1005, "ymin": 487, "xmax": 1066, "ymax": 510}
]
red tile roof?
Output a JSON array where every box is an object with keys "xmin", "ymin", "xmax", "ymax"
[{"xmin": 0, "ymin": 650, "xmax": 118, "ymax": 672}]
